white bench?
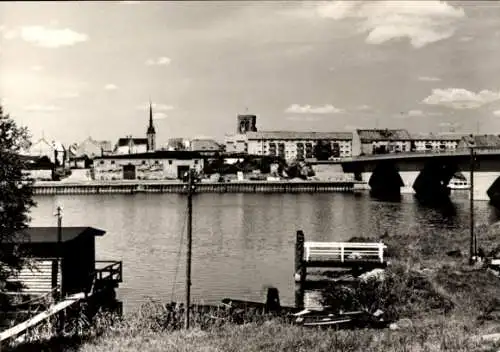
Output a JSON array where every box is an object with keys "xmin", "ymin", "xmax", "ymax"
[{"xmin": 304, "ymin": 242, "xmax": 387, "ymax": 263}]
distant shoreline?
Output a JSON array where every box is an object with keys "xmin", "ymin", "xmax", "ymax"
[{"xmin": 32, "ymin": 179, "xmax": 364, "ymax": 195}]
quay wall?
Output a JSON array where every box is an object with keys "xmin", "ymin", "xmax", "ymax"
[{"xmin": 32, "ymin": 180, "xmax": 364, "ymax": 196}]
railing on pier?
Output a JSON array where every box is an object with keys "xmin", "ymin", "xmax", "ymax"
[
  {"xmin": 94, "ymin": 261, "xmax": 122, "ymax": 284},
  {"xmin": 294, "ymin": 230, "xmax": 388, "ymax": 282},
  {"xmin": 304, "ymin": 241, "xmax": 386, "ymax": 264}
]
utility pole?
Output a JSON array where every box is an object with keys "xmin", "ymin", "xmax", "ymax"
[
  {"xmin": 55, "ymin": 206, "xmax": 63, "ymax": 293},
  {"xmin": 185, "ymin": 169, "xmax": 195, "ymax": 329},
  {"xmin": 469, "ymin": 147, "xmax": 475, "ymax": 265}
]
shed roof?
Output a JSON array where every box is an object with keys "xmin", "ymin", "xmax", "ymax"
[
  {"xmin": 10, "ymin": 227, "xmax": 106, "ymax": 244},
  {"xmin": 356, "ymin": 129, "xmax": 412, "ymax": 141},
  {"xmin": 245, "ymin": 131, "xmax": 353, "ymax": 140}
]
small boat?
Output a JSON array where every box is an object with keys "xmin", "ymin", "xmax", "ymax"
[{"xmin": 448, "ymin": 177, "xmax": 470, "ymax": 190}]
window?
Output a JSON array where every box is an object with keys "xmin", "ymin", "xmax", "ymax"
[
  {"xmin": 99, "ymin": 160, "xmax": 104, "ymax": 165},
  {"xmin": 111, "ymin": 161, "xmax": 115, "ymax": 165},
  {"xmin": 155, "ymin": 160, "xmax": 159, "ymax": 164},
  {"xmin": 168, "ymin": 160, "xmax": 173, "ymax": 165},
  {"xmin": 142, "ymin": 160, "xmax": 146, "ymax": 165},
  {"xmin": 194, "ymin": 160, "xmax": 199, "ymax": 165}
]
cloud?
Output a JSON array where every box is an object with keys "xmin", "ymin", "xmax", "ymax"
[
  {"xmin": 31, "ymin": 65, "xmax": 44, "ymax": 71},
  {"xmin": 285, "ymin": 104, "xmax": 343, "ymax": 114},
  {"xmin": 408, "ymin": 109, "xmax": 424, "ymax": 116},
  {"xmin": 356, "ymin": 104, "xmax": 372, "ymax": 110},
  {"xmin": 493, "ymin": 110, "xmax": 500, "ymax": 116},
  {"xmin": 120, "ymin": 1, "xmax": 141, "ymax": 3},
  {"xmin": 418, "ymin": 76, "xmax": 441, "ymax": 82},
  {"xmin": 422, "ymin": 88, "xmax": 500, "ymax": 109},
  {"xmin": 24, "ymin": 104, "xmax": 62, "ymax": 112},
  {"xmin": 6, "ymin": 26, "xmax": 88, "ymax": 48},
  {"xmin": 136, "ymin": 102, "xmax": 174, "ymax": 111},
  {"xmin": 153, "ymin": 112, "xmax": 168, "ymax": 120},
  {"xmin": 459, "ymin": 36, "xmax": 473, "ymax": 42},
  {"xmin": 145, "ymin": 57, "xmax": 171, "ymax": 66},
  {"xmin": 104, "ymin": 84, "xmax": 118, "ymax": 90},
  {"xmin": 286, "ymin": 115, "xmax": 322, "ymax": 122},
  {"xmin": 314, "ymin": 1, "xmax": 465, "ymax": 48}
]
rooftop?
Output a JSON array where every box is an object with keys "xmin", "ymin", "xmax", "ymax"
[
  {"xmin": 245, "ymin": 131, "xmax": 353, "ymax": 140},
  {"xmin": 356, "ymin": 129, "xmax": 412, "ymax": 141},
  {"xmin": 10, "ymin": 227, "xmax": 106, "ymax": 243},
  {"xmin": 460, "ymin": 134, "xmax": 500, "ymax": 147},
  {"xmin": 96, "ymin": 150, "xmax": 203, "ymax": 160},
  {"xmin": 410, "ymin": 133, "xmax": 466, "ymax": 141},
  {"xmin": 116, "ymin": 137, "xmax": 148, "ymax": 147}
]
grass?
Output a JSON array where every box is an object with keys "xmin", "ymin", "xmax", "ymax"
[{"xmin": 6, "ymin": 223, "xmax": 500, "ymax": 351}]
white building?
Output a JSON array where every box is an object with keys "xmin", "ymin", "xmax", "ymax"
[
  {"xmin": 93, "ymin": 151, "xmax": 204, "ymax": 180},
  {"xmin": 352, "ymin": 129, "xmax": 412, "ymax": 156},
  {"xmin": 113, "ymin": 137, "xmax": 148, "ymax": 155},
  {"xmin": 244, "ymin": 131, "xmax": 353, "ymax": 161},
  {"xmin": 28, "ymin": 137, "xmax": 66, "ymax": 166},
  {"xmin": 224, "ymin": 133, "xmax": 248, "ymax": 153},
  {"xmin": 410, "ymin": 133, "xmax": 464, "ymax": 152}
]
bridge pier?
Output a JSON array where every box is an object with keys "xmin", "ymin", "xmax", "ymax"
[
  {"xmin": 487, "ymin": 176, "xmax": 500, "ymax": 207},
  {"xmin": 368, "ymin": 161, "xmax": 403, "ymax": 201},
  {"xmin": 413, "ymin": 160, "xmax": 457, "ymax": 206}
]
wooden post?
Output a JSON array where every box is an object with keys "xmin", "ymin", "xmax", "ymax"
[
  {"xmin": 295, "ymin": 231, "xmax": 306, "ymax": 283},
  {"xmin": 55, "ymin": 206, "xmax": 64, "ymax": 333},
  {"xmin": 185, "ymin": 169, "xmax": 194, "ymax": 329},
  {"xmin": 469, "ymin": 147, "xmax": 475, "ymax": 265}
]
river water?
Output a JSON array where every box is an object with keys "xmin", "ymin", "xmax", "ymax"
[{"xmin": 30, "ymin": 190, "xmax": 500, "ymax": 313}]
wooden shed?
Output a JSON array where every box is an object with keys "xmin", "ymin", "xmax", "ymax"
[{"xmin": 6, "ymin": 227, "xmax": 113, "ymax": 297}]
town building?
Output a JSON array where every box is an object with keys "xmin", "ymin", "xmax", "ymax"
[
  {"xmin": 457, "ymin": 134, "xmax": 500, "ymax": 149},
  {"xmin": 245, "ymin": 131, "xmax": 353, "ymax": 161},
  {"xmin": 352, "ymin": 129, "xmax": 412, "ymax": 156},
  {"xmin": 21, "ymin": 155, "xmax": 54, "ymax": 181},
  {"xmin": 410, "ymin": 133, "xmax": 464, "ymax": 152},
  {"xmin": 237, "ymin": 114, "xmax": 257, "ymax": 134},
  {"xmin": 27, "ymin": 137, "xmax": 67, "ymax": 167},
  {"xmin": 114, "ymin": 101, "xmax": 157, "ymax": 155},
  {"xmin": 224, "ymin": 133, "xmax": 248, "ymax": 153},
  {"xmin": 189, "ymin": 138, "xmax": 222, "ymax": 156},
  {"xmin": 224, "ymin": 113, "xmax": 352, "ymax": 160},
  {"xmin": 93, "ymin": 151, "xmax": 204, "ymax": 180}
]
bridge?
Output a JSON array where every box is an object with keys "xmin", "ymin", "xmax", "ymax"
[{"xmin": 338, "ymin": 147, "xmax": 500, "ymax": 205}]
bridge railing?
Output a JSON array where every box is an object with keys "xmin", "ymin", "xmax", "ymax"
[{"xmin": 344, "ymin": 146, "xmax": 500, "ymax": 162}]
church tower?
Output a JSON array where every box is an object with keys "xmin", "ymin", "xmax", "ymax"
[{"xmin": 146, "ymin": 100, "xmax": 156, "ymax": 152}]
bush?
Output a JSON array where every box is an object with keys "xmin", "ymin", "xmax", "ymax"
[{"xmin": 321, "ymin": 264, "xmax": 454, "ymax": 322}]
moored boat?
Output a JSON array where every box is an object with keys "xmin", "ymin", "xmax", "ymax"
[{"xmin": 447, "ymin": 177, "xmax": 470, "ymax": 190}]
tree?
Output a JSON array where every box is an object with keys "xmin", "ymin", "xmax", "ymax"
[
  {"xmin": 313, "ymin": 140, "xmax": 333, "ymax": 160},
  {"xmin": 0, "ymin": 105, "xmax": 35, "ymax": 313}
]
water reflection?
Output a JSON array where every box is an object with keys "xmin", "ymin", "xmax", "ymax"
[{"xmin": 30, "ymin": 192, "xmax": 500, "ymax": 312}]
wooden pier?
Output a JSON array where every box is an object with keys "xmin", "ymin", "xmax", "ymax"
[
  {"xmin": 294, "ymin": 230, "xmax": 388, "ymax": 309},
  {"xmin": 32, "ymin": 180, "xmax": 364, "ymax": 196}
]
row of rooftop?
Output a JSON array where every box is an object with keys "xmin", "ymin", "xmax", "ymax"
[{"xmin": 22, "ymin": 111, "xmax": 500, "ymax": 166}]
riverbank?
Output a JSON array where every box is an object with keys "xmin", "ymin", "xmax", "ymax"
[
  {"xmin": 32, "ymin": 180, "xmax": 363, "ymax": 195},
  {"xmin": 8, "ymin": 220, "xmax": 500, "ymax": 351}
]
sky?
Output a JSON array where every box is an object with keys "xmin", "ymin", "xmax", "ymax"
[{"xmin": 2, "ymin": 1, "xmax": 500, "ymax": 147}]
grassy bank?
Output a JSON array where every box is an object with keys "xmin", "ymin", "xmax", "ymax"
[{"xmin": 8, "ymin": 220, "xmax": 500, "ymax": 351}]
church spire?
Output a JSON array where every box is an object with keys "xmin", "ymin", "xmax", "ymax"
[
  {"xmin": 149, "ymin": 98, "xmax": 153, "ymax": 130},
  {"xmin": 146, "ymin": 98, "xmax": 156, "ymax": 152}
]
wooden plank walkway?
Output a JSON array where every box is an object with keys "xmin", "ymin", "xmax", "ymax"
[{"xmin": 0, "ymin": 292, "xmax": 86, "ymax": 343}]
